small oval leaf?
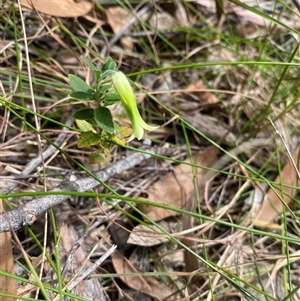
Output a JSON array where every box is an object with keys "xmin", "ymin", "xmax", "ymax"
[
  {"xmin": 103, "ymin": 92, "xmax": 121, "ymax": 106},
  {"xmin": 80, "ymin": 56, "xmax": 98, "ymax": 71},
  {"xmin": 94, "ymin": 107, "xmax": 114, "ymax": 134},
  {"xmin": 78, "ymin": 131, "xmax": 101, "ymax": 148},
  {"xmin": 101, "ymin": 57, "xmax": 116, "ymax": 72},
  {"xmin": 101, "ymin": 57, "xmax": 116, "ymax": 78},
  {"xmin": 69, "ymin": 91, "xmax": 95, "ymax": 101},
  {"xmin": 68, "ymin": 74, "xmax": 93, "ymax": 92},
  {"xmin": 112, "ymin": 125, "xmax": 132, "ymax": 146},
  {"xmin": 80, "ymin": 56, "xmax": 101, "ymax": 79},
  {"xmin": 75, "ymin": 119, "xmax": 97, "ymax": 133},
  {"xmin": 89, "ymin": 150, "xmax": 108, "ymax": 164},
  {"xmin": 73, "ymin": 108, "xmax": 95, "ymax": 120}
]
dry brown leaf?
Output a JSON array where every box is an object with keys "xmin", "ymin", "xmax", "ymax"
[
  {"xmin": 106, "ymin": 7, "xmax": 133, "ymax": 50},
  {"xmin": 181, "ymin": 80, "xmax": 219, "ymax": 105},
  {"xmin": 127, "ymin": 224, "xmax": 168, "ymax": 246},
  {"xmin": 254, "ymin": 146, "xmax": 300, "ymax": 226},
  {"xmin": 127, "ymin": 220, "xmax": 177, "ymax": 247},
  {"xmin": 0, "ymin": 200, "xmax": 17, "ymax": 300},
  {"xmin": 149, "ymin": 12, "xmax": 177, "ymax": 31},
  {"xmin": 20, "ymin": 0, "xmax": 92, "ymax": 17},
  {"xmin": 139, "ymin": 146, "xmax": 218, "ymax": 221},
  {"xmin": 111, "ymin": 250, "xmax": 173, "ymax": 300}
]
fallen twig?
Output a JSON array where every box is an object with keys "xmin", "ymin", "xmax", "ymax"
[
  {"xmin": 67, "ymin": 245, "xmax": 117, "ymax": 292},
  {"xmin": 0, "ymin": 146, "xmax": 157, "ymax": 233}
]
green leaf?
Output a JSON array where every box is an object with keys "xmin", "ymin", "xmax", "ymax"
[
  {"xmin": 89, "ymin": 150, "xmax": 107, "ymax": 164},
  {"xmin": 80, "ymin": 56, "xmax": 98, "ymax": 71},
  {"xmin": 114, "ymin": 122, "xmax": 120, "ymax": 132},
  {"xmin": 73, "ymin": 108, "xmax": 95, "ymax": 120},
  {"xmin": 112, "ymin": 135, "xmax": 126, "ymax": 147},
  {"xmin": 98, "ymin": 84, "xmax": 111, "ymax": 98},
  {"xmin": 78, "ymin": 131, "xmax": 101, "ymax": 148},
  {"xmin": 112, "ymin": 125, "xmax": 132, "ymax": 146},
  {"xmin": 103, "ymin": 92, "xmax": 121, "ymax": 106},
  {"xmin": 99, "ymin": 136, "xmax": 113, "ymax": 149},
  {"xmin": 101, "ymin": 57, "xmax": 116, "ymax": 78},
  {"xmin": 94, "ymin": 107, "xmax": 114, "ymax": 134},
  {"xmin": 119, "ymin": 125, "xmax": 132, "ymax": 139},
  {"xmin": 80, "ymin": 56, "xmax": 101, "ymax": 79},
  {"xmin": 68, "ymin": 74, "xmax": 93, "ymax": 92},
  {"xmin": 69, "ymin": 91, "xmax": 95, "ymax": 101},
  {"xmin": 75, "ymin": 119, "xmax": 97, "ymax": 133}
]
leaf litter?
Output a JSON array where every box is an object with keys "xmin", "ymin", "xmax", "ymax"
[
  {"xmin": 138, "ymin": 146, "xmax": 219, "ymax": 222},
  {"xmin": 20, "ymin": 0, "xmax": 92, "ymax": 17},
  {"xmin": 1, "ymin": 1, "xmax": 300, "ymax": 300}
]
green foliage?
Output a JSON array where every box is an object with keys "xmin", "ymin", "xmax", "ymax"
[
  {"xmin": 68, "ymin": 56, "xmax": 127, "ymax": 164},
  {"xmin": 89, "ymin": 150, "xmax": 108, "ymax": 164},
  {"xmin": 94, "ymin": 107, "xmax": 114, "ymax": 134},
  {"xmin": 73, "ymin": 108, "xmax": 94, "ymax": 120},
  {"xmin": 103, "ymin": 91, "xmax": 121, "ymax": 106},
  {"xmin": 68, "ymin": 74, "xmax": 93, "ymax": 92},
  {"xmin": 78, "ymin": 131, "xmax": 101, "ymax": 148},
  {"xmin": 69, "ymin": 56, "xmax": 157, "ymax": 164},
  {"xmin": 75, "ymin": 119, "xmax": 97, "ymax": 133},
  {"xmin": 98, "ymin": 84, "xmax": 113, "ymax": 98},
  {"xmin": 69, "ymin": 91, "xmax": 95, "ymax": 101},
  {"xmin": 80, "ymin": 56, "xmax": 100, "ymax": 77},
  {"xmin": 101, "ymin": 57, "xmax": 117, "ymax": 78}
]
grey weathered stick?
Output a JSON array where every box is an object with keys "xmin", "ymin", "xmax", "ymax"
[
  {"xmin": 67, "ymin": 245, "xmax": 117, "ymax": 292},
  {"xmin": 0, "ymin": 148, "xmax": 155, "ymax": 233}
]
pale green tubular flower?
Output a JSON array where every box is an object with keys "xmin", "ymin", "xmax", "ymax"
[{"xmin": 112, "ymin": 71, "xmax": 158, "ymax": 140}]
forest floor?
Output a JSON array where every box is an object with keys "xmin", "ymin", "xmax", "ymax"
[{"xmin": 1, "ymin": 1, "xmax": 300, "ymax": 300}]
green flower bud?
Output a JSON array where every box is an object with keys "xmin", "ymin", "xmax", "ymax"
[{"xmin": 112, "ymin": 71, "xmax": 158, "ymax": 140}]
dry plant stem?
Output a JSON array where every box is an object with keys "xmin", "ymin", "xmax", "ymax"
[
  {"xmin": 0, "ymin": 117, "xmax": 73, "ymax": 195},
  {"xmin": 182, "ymin": 138, "xmax": 271, "ymax": 272},
  {"xmin": 67, "ymin": 245, "xmax": 117, "ymax": 292},
  {"xmin": 0, "ymin": 147, "xmax": 157, "ymax": 233},
  {"xmin": 61, "ymin": 220, "xmax": 102, "ymax": 278}
]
